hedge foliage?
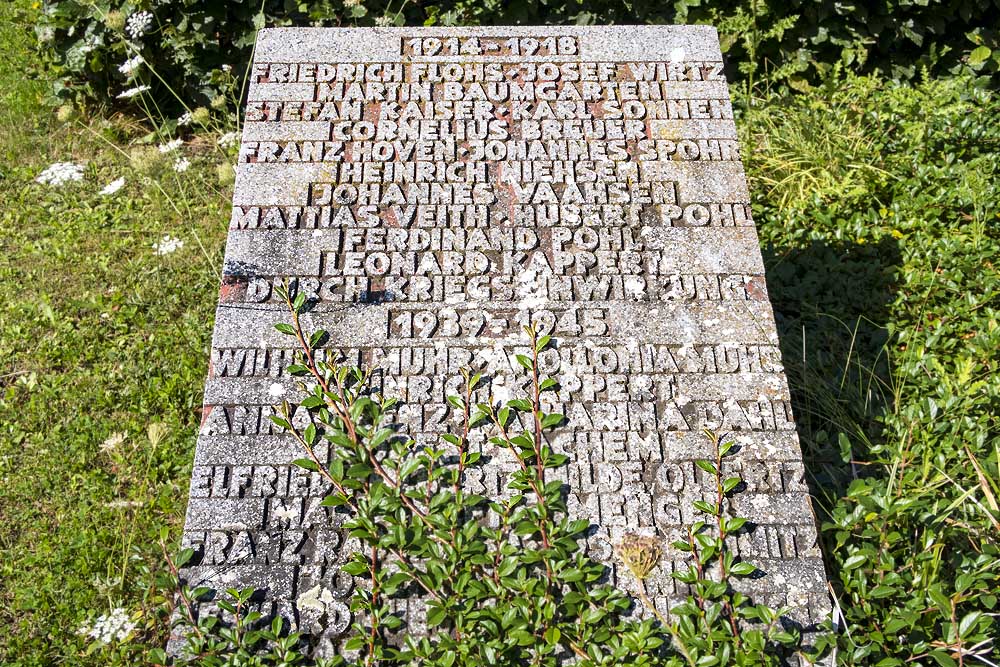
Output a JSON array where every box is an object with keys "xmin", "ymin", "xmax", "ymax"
[{"xmin": 32, "ymin": 0, "xmax": 1000, "ymax": 113}]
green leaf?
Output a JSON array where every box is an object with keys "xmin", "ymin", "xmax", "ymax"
[
  {"xmin": 725, "ymin": 517, "xmax": 748, "ymax": 532},
  {"xmin": 308, "ymin": 329, "xmax": 327, "ymax": 349},
  {"xmin": 268, "ymin": 415, "xmax": 291, "ymax": 430},
  {"xmin": 514, "ymin": 521, "xmax": 538, "ymax": 536},
  {"xmin": 540, "ymin": 413, "xmax": 564, "ymax": 429},
  {"xmin": 693, "ymin": 500, "xmax": 718, "ymax": 515},
  {"xmin": 958, "ymin": 611, "xmax": 983, "ymax": 637},
  {"xmin": 320, "ymin": 493, "xmax": 349, "ymax": 506},
  {"xmin": 969, "ymin": 46, "xmax": 991, "ymax": 66},
  {"xmin": 928, "ymin": 650, "xmax": 958, "ymax": 667},
  {"xmin": 842, "ymin": 554, "xmax": 867, "ymax": 570},
  {"xmin": 730, "ymin": 561, "xmax": 756, "ymax": 576},
  {"xmin": 303, "ymin": 423, "xmax": 317, "ymax": 445},
  {"xmin": 695, "ymin": 459, "xmax": 717, "ymax": 475},
  {"xmin": 342, "ymin": 560, "xmax": 368, "ymax": 576},
  {"xmin": 426, "ymin": 604, "xmax": 447, "ymax": 627},
  {"xmin": 516, "ymin": 354, "xmax": 533, "ymax": 370},
  {"xmin": 292, "ymin": 458, "xmax": 319, "ymax": 472},
  {"xmin": 274, "ymin": 322, "xmax": 296, "ymax": 336},
  {"xmin": 300, "ymin": 395, "xmax": 324, "ymax": 408}
]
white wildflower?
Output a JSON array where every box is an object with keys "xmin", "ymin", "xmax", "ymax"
[
  {"xmin": 125, "ymin": 11, "xmax": 153, "ymax": 39},
  {"xmin": 37, "ymin": 27, "xmax": 55, "ymax": 42},
  {"xmin": 100, "ymin": 432, "xmax": 127, "ymax": 454},
  {"xmin": 36, "ymin": 162, "xmax": 85, "ymax": 186},
  {"xmin": 116, "ymin": 85, "xmax": 150, "ymax": 99},
  {"xmin": 217, "ymin": 131, "xmax": 239, "ymax": 148},
  {"xmin": 118, "ymin": 55, "xmax": 144, "ymax": 76},
  {"xmin": 177, "ymin": 111, "xmax": 192, "ymax": 126},
  {"xmin": 77, "ymin": 607, "xmax": 136, "ymax": 644},
  {"xmin": 374, "ymin": 15, "xmax": 393, "ymax": 26},
  {"xmin": 157, "ymin": 138, "xmax": 183, "ymax": 153},
  {"xmin": 221, "ymin": 64, "xmax": 232, "ymax": 72},
  {"xmin": 98, "ymin": 177, "xmax": 125, "ymax": 195},
  {"xmin": 172, "ymin": 157, "xmax": 190, "ymax": 173},
  {"xmin": 152, "ymin": 235, "xmax": 184, "ymax": 255}
]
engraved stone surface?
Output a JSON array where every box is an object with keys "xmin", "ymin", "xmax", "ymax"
[{"xmin": 180, "ymin": 25, "xmax": 831, "ymax": 653}]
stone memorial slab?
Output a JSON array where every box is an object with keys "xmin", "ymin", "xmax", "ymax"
[{"xmin": 180, "ymin": 25, "xmax": 830, "ymax": 654}]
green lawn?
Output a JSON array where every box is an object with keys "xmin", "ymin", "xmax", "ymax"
[
  {"xmin": 1, "ymin": 1, "xmax": 998, "ymax": 664},
  {"xmin": 0, "ymin": 3, "xmax": 229, "ymax": 662}
]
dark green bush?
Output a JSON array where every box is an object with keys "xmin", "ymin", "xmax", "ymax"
[{"xmin": 31, "ymin": 0, "xmax": 1000, "ymax": 114}]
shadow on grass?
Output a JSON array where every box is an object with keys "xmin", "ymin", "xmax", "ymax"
[{"xmin": 762, "ymin": 235, "xmax": 900, "ymax": 511}]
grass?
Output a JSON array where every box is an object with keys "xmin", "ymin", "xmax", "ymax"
[
  {"xmin": 0, "ymin": 3, "xmax": 230, "ymax": 663},
  {"xmin": 741, "ymin": 73, "xmax": 1000, "ymax": 664},
  {"xmin": 1, "ymin": 2, "xmax": 999, "ymax": 665}
]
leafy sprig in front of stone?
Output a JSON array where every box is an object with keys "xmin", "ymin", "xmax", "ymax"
[
  {"xmin": 268, "ymin": 285, "xmax": 826, "ymax": 666},
  {"xmin": 268, "ymin": 286, "xmax": 661, "ymax": 666}
]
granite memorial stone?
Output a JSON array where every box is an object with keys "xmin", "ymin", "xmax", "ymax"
[{"xmin": 180, "ymin": 25, "xmax": 831, "ymax": 653}]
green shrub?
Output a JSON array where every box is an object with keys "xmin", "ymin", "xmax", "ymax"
[
  {"xmin": 743, "ymin": 72, "xmax": 1000, "ymax": 665},
  {"xmin": 29, "ymin": 0, "xmax": 1000, "ymax": 115}
]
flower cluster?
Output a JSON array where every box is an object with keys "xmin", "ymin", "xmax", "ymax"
[
  {"xmin": 152, "ymin": 235, "xmax": 184, "ymax": 255},
  {"xmin": 77, "ymin": 608, "xmax": 136, "ymax": 644},
  {"xmin": 36, "ymin": 162, "xmax": 84, "ymax": 186},
  {"xmin": 118, "ymin": 55, "xmax": 144, "ymax": 76},
  {"xmin": 125, "ymin": 11, "xmax": 153, "ymax": 39},
  {"xmin": 157, "ymin": 138, "xmax": 183, "ymax": 153},
  {"xmin": 100, "ymin": 432, "xmax": 127, "ymax": 454},
  {"xmin": 177, "ymin": 111, "xmax": 193, "ymax": 126},
  {"xmin": 116, "ymin": 85, "xmax": 150, "ymax": 99},
  {"xmin": 98, "ymin": 177, "xmax": 125, "ymax": 196},
  {"xmin": 217, "ymin": 131, "xmax": 239, "ymax": 148},
  {"xmin": 173, "ymin": 157, "xmax": 191, "ymax": 173}
]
